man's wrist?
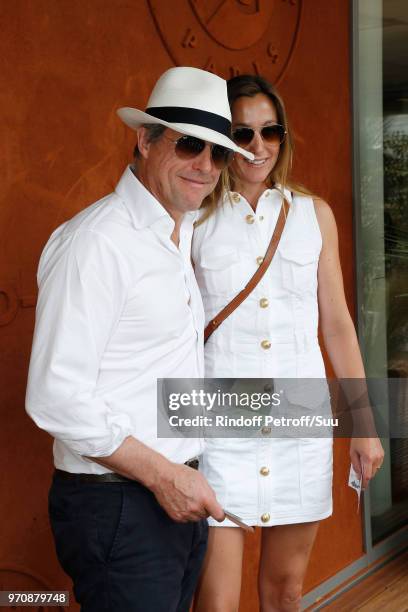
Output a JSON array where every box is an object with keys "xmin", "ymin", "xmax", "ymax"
[{"xmin": 140, "ymin": 454, "xmax": 175, "ymax": 491}]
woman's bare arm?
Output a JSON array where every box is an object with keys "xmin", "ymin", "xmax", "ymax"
[{"xmin": 314, "ymin": 198, "xmax": 384, "ymax": 486}]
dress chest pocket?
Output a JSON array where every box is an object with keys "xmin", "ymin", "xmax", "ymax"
[
  {"xmin": 279, "ymin": 245, "xmax": 320, "ymax": 295},
  {"xmin": 197, "ymin": 247, "xmax": 242, "ymax": 296}
]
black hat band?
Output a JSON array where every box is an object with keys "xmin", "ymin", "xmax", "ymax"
[{"xmin": 145, "ymin": 106, "xmax": 231, "ymax": 138}]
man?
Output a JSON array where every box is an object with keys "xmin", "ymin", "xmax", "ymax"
[{"xmin": 25, "ymin": 67, "xmax": 253, "ymax": 612}]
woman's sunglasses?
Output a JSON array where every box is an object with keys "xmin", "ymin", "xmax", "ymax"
[
  {"xmin": 232, "ymin": 124, "xmax": 286, "ymax": 147},
  {"xmin": 165, "ymin": 135, "xmax": 234, "ymax": 170}
]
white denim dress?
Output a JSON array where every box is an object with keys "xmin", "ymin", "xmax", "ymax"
[{"xmin": 192, "ymin": 188, "xmax": 333, "ymax": 527}]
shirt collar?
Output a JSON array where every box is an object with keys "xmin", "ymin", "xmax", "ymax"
[
  {"xmin": 114, "ymin": 166, "xmax": 198, "ymax": 233},
  {"xmin": 275, "ymin": 184, "xmax": 293, "ymax": 204},
  {"xmin": 225, "ymin": 185, "xmax": 293, "ymax": 205}
]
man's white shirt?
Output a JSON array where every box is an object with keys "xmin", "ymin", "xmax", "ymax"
[{"xmin": 26, "ymin": 167, "xmax": 205, "ymax": 473}]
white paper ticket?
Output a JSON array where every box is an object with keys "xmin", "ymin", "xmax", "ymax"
[{"xmin": 348, "ymin": 464, "xmax": 363, "ymax": 512}]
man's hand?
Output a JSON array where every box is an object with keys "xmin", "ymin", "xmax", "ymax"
[
  {"xmin": 89, "ymin": 436, "xmax": 225, "ymax": 524},
  {"xmin": 151, "ymin": 462, "xmax": 225, "ymax": 523},
  {"xmin": 350, "ymin": 437, "xmax": 384, "ymax": 490}
]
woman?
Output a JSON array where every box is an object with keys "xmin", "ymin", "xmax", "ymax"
[{"xmin": 192, "ymin": 75, "xmax": 384, "ymax": 611}]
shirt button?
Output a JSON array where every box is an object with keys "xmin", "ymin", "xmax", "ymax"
[
  {"xmin": 261, "ymin": 513, "xmax": 271, "ymax": 523},
  {"xmin": 246, "ymin": 214, "xmax": 255, "ymax": 224},
  {"xmin": 232, "ymin": 192, "xmax": 241, "ymax": 203},
  {"xmin": 256, "ymin": 256, "xmax": 264, "ymax": 265},
  {"xmin": 259, "ymin": 298, "xmax": 269, "ymax": 308},
  {"xmin": 260, "ymin": 466, "xmax": 270, "ymax": 476},
  {"xmin": 264, "ymin": 382, "xmax": 274, "ymax": 393},
  {"xmin": 261, "ymin": 426, "xmax": 271, "ymax": 435},
  {"xmin": 259, "ymin": 215, "xmax": 264, "ymax": 221},
  {"xmin": 261, "ymin": 340, "xmax": 271, "ymax": 350}
]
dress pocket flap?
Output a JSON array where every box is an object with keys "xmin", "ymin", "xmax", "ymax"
[
  {"xmin": 279, "ymin": 247, "xmax": 320, "ymax": 265},
  {"xmin": 200, "ymin": 248, "xmax": 240, "ymax": 270}
]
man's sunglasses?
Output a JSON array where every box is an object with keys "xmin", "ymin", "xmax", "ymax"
[
  {"xmin": 165, "ymin": 135, "xmax": 234, "ymax": 170},
  {"xmin": 232, "ymin": 124, "xmax": 286, "ymax": 147}
]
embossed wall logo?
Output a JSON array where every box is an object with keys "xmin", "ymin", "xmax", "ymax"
[
  {"xmin": 190, "ymin": 0, "xmax": 274, "ymax": 50},
  {"xmin": 148, "ymin": 0, "xmax": 302, "ymax": 82}
]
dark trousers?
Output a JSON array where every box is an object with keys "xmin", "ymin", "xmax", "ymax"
[{"xmin": 49, "ymin": 472, "xmax": 208, "ymax": 612}]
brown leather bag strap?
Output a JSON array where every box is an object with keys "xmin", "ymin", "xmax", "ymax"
[{"xmin": 204, "ymin": 197, "xmax": 290, "ymax": 344}]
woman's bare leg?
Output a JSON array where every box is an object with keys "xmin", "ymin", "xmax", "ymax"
[
  {"xmin": 258, "ymin": 522, "xmax": 319, "ymax": 612},
  {"xmin": 194, "ymin": 526, "xmax": 246, "ymax": 612}
]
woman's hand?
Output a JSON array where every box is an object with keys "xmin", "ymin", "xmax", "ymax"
[{"xmin": 350, "ymin": 437, "xmax": 385, "ymax": 489}]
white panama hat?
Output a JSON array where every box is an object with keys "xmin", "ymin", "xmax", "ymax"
[{"xmin": 117, "ymin": 67, "xmax": 254, "ymax": 161}]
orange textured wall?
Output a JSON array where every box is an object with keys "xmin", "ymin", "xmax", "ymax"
[{"xmin": 0, "ymin": 1, "xmax": 362, "ymax": 610}]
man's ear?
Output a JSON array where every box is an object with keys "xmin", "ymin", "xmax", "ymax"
[{"xmin": 137, "ymin": 127, "xmax": 150, "ymax": 159}]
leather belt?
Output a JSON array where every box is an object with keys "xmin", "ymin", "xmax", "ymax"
[
  {"xmin": 55, "ymin": 469, "xmax": 131, "ymax": 483},
  {"xmin": 54, "ymin": 457, "xmax": 199, "ymax": 484},
  {"xmin": 185, "ymin": 457, "xmax": 199, "ymax": 471}
]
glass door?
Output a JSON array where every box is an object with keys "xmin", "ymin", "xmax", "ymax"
[{"xmin": 354, "ymin": 0, "xmax": 408, "ymax": 547}]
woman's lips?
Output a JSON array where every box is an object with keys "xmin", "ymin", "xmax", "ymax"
[{"xmin": 245, "ymin": 158, "xmax": 268, "ymax": 166}]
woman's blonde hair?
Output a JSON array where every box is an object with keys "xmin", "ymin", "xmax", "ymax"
[{"xmin": 198, "ymin": 74, "xmax": 313, "ymax": 225}]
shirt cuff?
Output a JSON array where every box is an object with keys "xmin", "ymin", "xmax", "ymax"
[{"xmin": 60, "ymin": 414, "xmax": 133, "ymax": 458}]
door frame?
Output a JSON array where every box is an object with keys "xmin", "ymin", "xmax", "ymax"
[{"xmin": 302, "ymin": 1, "xmax": 408, "ymax": 607}]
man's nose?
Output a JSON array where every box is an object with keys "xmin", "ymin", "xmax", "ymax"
[{"xmin": 192, "ymin": 143, "xmax": 213, "ymax": 173}]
